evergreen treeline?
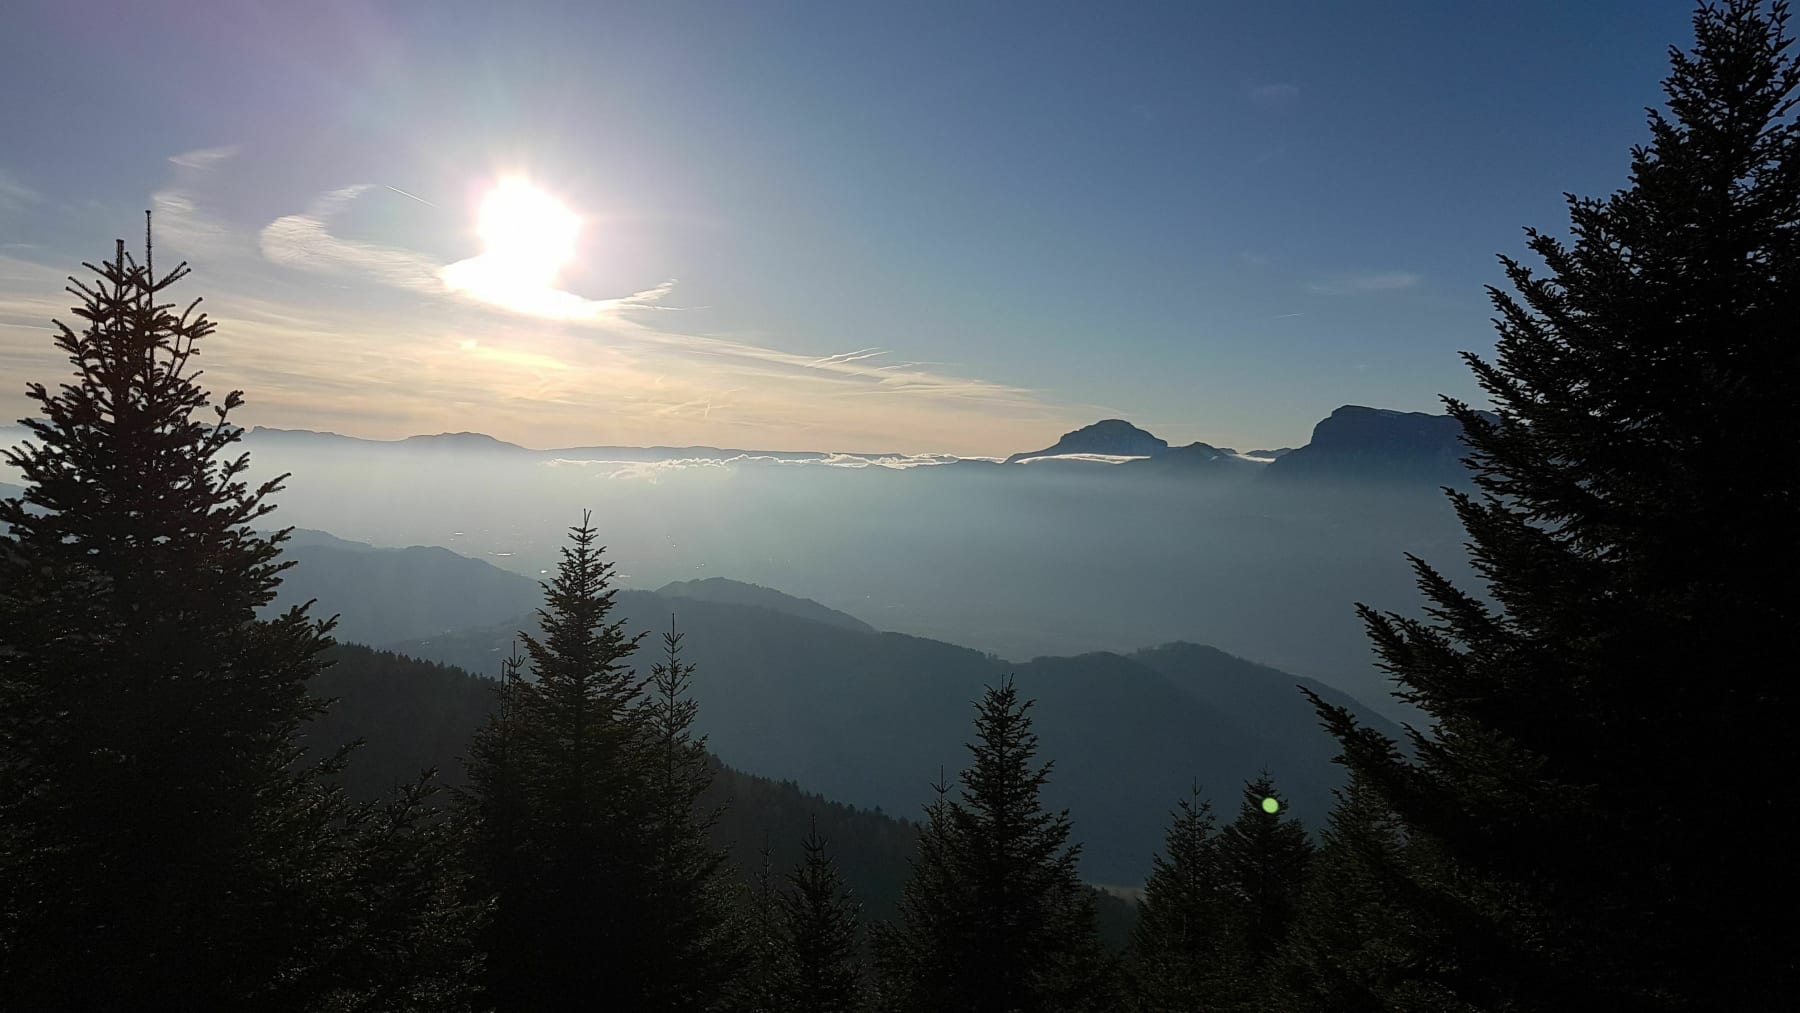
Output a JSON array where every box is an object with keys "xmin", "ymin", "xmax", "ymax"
[{"xmin": 2, "ymin": 2, "xmax": 1795, "ymax": 1010}]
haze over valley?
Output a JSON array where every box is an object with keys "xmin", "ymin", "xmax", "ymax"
[{"xmin": 2, "ymin": 404, "xmax": 1477, "ymax": 714}]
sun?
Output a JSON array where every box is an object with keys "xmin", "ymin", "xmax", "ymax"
[
  {"xmin": 473, "ymin": 177, "xmax": 580, "ymax": 288},
  {"xmin": 441, "ymin": 176, "xmax": 607, "ymax": 317}
]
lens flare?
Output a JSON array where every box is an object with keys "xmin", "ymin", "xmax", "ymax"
[{"xmin": 474, "ymin": 177, "xmax": 579, "ymax": 287}]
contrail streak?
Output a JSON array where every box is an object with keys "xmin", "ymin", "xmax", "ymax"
[{"xmin": 385, "ymin": 185, "xmax": 438, "ymax": 208}]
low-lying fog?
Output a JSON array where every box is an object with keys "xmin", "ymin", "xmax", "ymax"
[{"xmin": 71, "ymin": 426, "xmax": 1477, "ymax": 719}]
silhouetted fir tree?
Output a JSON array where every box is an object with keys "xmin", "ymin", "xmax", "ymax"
[
  {"xmin": 1305, "ymin": 3, "xmax": 1800, "ymax": 1008},
  {"xmin": 731, "ymin": 839, "xmax": 796, "ymax": 1013},
  {"xmin": 639, "ymin": 615, "xmax": 741, "ymax": 1010},
  {"xmin": 459, "ymin": 513, "xmax": 649, "ymax": 1011},
  {"xmin": 780, "ymin": 819, "xmax": 867, "ymax": 1013},
  {"xmin": 0, "ymin": 225, "xmax": 475, "ymax": 1009},
  {"xmin": 1128, "ymin": 785, "xmax": 1232, "ymax": 1012},
  {"xmin": 456, "ymin": 646, "xmax": 531, "ymax": 1005},
  {"xmin": 1204, "ymin": 775, "xmax": 1313, "ymax": 1010},
  {"xmin": 872, "ymin": 771, "xmax": 962, "ymax": 1013},
  {"xmin": 874, "ymin": 679, "xmax": 1115, "ymax": 1013},
  {"xmin": 0, "ymin": 229, "xmax": 316, "ymax": 1006},
  {"xmin": 1270, "ymin": 774, "xmax": 1420, "ymax": 1013}
]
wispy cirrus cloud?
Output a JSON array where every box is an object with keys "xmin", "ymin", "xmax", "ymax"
[
  {"xmin": 259, "ymin": 185, "xmax": 446, "ymax": 292},
  {"xmin": 151, "ymin": 145, "xmax": 248, "ymax": 259},
  {"xmin": 0, "ymin": 257, "xmax": 77, "ymax": 380},
  {"xmin": 251, "ymin": 184, "xmax": 1060, "ymax": 423},
  {"xmin": 0, "ymin": 172, "xmax": 39, "ymax": 212},
  {"xmin": 1306, "ymin": 271, "xmax": 1421, "ymax": 296},
  {"xmin": 169, "ymin": 145, "xmax": 244, "ymax": 171}
]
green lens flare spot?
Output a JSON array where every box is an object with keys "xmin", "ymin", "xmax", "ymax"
[{"xmin": 1261, "ymin": 796, "xmax": 1280, "ymax": 814}]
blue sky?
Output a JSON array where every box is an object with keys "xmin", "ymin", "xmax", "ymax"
[{"xmin": 0, "ymin": 0, "xmax": 1695, "ymax": 454}]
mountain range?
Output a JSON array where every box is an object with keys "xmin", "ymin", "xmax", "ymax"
[
  {"xmin": 997, "ymin": 407, "xmax": 1482, "ymax": 486},
  {"xmin": 267, "ymin": 531, "xmax": 1400, "ymax": 884},
  {"xmin": 211, "ymin": 401, "xmax": 1476, "ymax": 482},
  {"xmin": 6, "ymin": 403, "xmax": 1488, "ymax": 708},
  {"xmin": 6, "ymin": 409, "xmax": 1451, "ymax": 884}
]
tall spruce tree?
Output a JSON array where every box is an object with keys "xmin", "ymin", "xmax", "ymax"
[
  {"xmin": 0, "ymin": 225, "xmax": 476, "ymax": 1008},
  {"xmin": 459, "ymin": 513, "xmax": 648, "ymax": 1011},
  {"xmin": 780, "ymin": 818, "xmax": 867, "ymax": 1013},
  {"xmin": 731, "ymin": 839, "xmax": 796, "ymax": 1013},
  {"xmin": 1206, "ymin": 774, "xmax": 1314, "ymax": 1010},
  {"xmin": 1306, "ymin": 2, "xmax": 1800, "ymax": 1008},
  {"xmin": 639, "ymin": 615, "xmax": 740, "ymax": 1010},
  {"xmin": 874, "ymin": 678, "xmax": 1114, "ymax": 1013},
  {"xmin": 0, "ymin": 227, "xmax": 331, "ymax": 1006},
  {"xmin": 1129, "ymin": 785, "xmax": 1231, "ymax": 1013},
  {"xmin": 457, "ymin": 646, "xmax": 531, "ymax": 1006}
]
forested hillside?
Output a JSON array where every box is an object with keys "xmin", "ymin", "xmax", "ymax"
[
  {"xmin": 306, "ymin": 643, "xmax": 920, "ymax": 923},
  {"xmin": 390, "ymin": 597, "xmax": 1395, "ymax": 883},
  {"xmin": 268, "ymin": 527, "xmax": 1399, "ymax": 883}
]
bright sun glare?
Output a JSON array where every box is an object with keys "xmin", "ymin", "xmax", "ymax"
[
  {"xmin": 440, "ymin": 176, "xmax": 593, "ymax": 317},
  {"xmin": 475, "ymin": 178, "xmax": 580, "ymax": 287}
]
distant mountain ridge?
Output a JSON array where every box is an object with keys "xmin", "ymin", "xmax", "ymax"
[
  {"xmin": 267, "ymin": 526, "xmax": 1400, "ymax": 883},
  {"xmin": 393, "ymin": 605, "xmax": 1398, "ymax": 883},
  {"xmin": 657, "ymin": 577, "xmax": 876, "ymax": 634},
  {"xmin": 229, "ymin": 406, "xmax": 1481, "ymax": 487},
  {"xmin": 994, "ymin": 406, "xmax": 1483, "ymax": 486},
  {"xmin": 399, "ymin": 432, "xmax": 528, "ymax": 453},
  {"xmin": 269, "ymin": 531, "xmax": 880, "ymax": 645},
  {"xmin": 271, "ymin": 534, "xmax": 544, "ymax": 645},
  {"xmin": 243, "ymin": 426, "xmax": 908, "ymax": 463}
]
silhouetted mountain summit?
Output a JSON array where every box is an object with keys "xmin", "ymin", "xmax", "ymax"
[
  {"xmin": 1005, "ymin": 419, "xmax": 1171, "ymax": 463},
  {"xmin": 1262, "ymin": 405, "xmax": 1489, "ymax": 484},
  {"xmin": 657, "ymin": 577, "xmax": 876, "ymax": 633},
  {"xmin": 399, "ymin": 432, "xmax": 527, "ymax": 453}
]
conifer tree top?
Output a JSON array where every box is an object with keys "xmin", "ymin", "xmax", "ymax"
[{"xmin": 0, "ymin": 216, "xmax": 296, "ymax": 613}]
